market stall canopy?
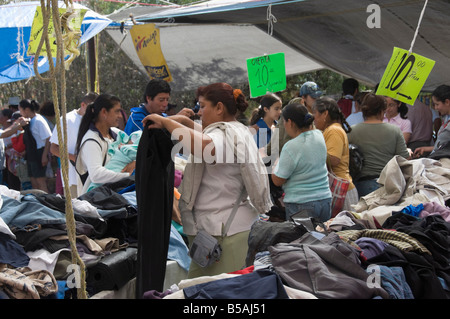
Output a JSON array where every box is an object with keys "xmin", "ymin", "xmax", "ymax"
[
  {"xmin": 128, "ymin": 0, "xmax": 450, "ymax": 92},
  {"xmin": 0, "ymin": 1, "xmax": 111, "ymax": 84},
  {"xmin": 106, "ymin": 4, "xmax": 324, "ymax": 92}
]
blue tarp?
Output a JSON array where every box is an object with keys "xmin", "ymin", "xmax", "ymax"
[{"xmin": 0, "ymin": 1, "xmax": 111, "ymax": 84}]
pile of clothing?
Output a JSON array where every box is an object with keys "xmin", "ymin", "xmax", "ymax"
[
  {"xmin": 0, "ymin": 179, "xmax": 190, "ymax": 299},
  {"xmin": 146, "ymin": 156, "xmax": 450, "ymax": 300}
]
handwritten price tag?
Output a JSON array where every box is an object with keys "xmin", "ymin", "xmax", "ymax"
[
  {"xmin": 246, "ymin": 52, "xmax": 286, "ymax": 98},
  {"xmin": 376, "ymin": 47, "xmax": 435, "ymax": 104}
]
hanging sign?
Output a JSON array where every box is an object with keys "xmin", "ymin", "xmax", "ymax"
[
  {"xmin": 28, "ymin": 6, "xmax": 87, "ymax": 57},
  {"xmin": 376, "ymin": 47, "xmax": 435, "ymax": 104},
  {"xmin": 246, "ymin": 52, "xmax": 286, "ymax": 98},
  {"xmin": 130, "ymin": 23, "xmax": 172, "ymax": 82}
]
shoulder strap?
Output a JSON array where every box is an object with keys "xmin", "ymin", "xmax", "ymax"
[
  {"xmin": 75, "ymin": 138, "xmax": 107, "ymax": 184},
  {"xmin": 191, "ymin": 187, "xmax": 246, "ymax": 238},
  {"xmin": 78, "ymin": 138, "xmax": 107, "ymax": 165},
  {"xmin": 222, "ymin": 188, "xmax": 247, "ymax": 238}
]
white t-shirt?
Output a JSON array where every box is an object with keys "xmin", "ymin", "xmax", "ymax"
[
  {"xmin": 0, "ymin": 129, "xmax": 5, "ymax": 170},
  {"xmin": 50, "ymin": 109, "xmax": 82, "ymax": 187},
  {"xmin": 30, "ymin": 114, "xmax": 52, "ymax": 149}
]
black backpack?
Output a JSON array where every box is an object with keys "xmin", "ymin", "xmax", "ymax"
[
  {"xmin": 349, "ymin": 143, "xmax": 364, "ymax": 181},
  {"xmin": 74, "ymin": 138, "xmax": 106, "ymax": 185}
]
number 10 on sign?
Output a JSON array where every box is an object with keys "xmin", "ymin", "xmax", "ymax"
[
  {"xmin": 247, "ymin": 53, "xmax": 286, "ymax": 98},
  {"xmin": 376, "ymin": 47, "xmax": 435, "ymax": 104}
]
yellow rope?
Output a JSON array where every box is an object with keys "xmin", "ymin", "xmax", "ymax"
[{"xmin": 32, "ymin": 0, "xmax": 87, "ymax": 299}]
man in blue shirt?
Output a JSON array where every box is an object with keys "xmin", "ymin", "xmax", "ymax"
[{"xmin": 124, "ymin": 79, "xmax": 194, "ymax": 135}]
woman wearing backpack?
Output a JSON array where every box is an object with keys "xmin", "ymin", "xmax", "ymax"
[
  {"xmin": 18, "ymin": 99, "xmax": 52, "ymax": 192},
  {"xmin": 312, "ymin": 97, "xmax": 358, "ymax": 213},
  {"xmin": 347, "ymin": 93, "xmax": 410, "ymax": 197}
]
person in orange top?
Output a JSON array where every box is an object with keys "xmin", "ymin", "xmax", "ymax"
[{"xmin": 312, "ymin": 97, "xmax": 358, "ymax": 212}]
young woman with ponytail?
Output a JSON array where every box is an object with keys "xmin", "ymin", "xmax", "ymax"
[
  {"xmin": 75, "ymin": 94, "xmax": 133, "ymax": 194},
  {"xmin": 312, "ymin": 96, "xmax": 358, "ymax": 211},
  {"xmin": 249, "ymin": 93, "xmax": 282, "ymax": 148},
  {"xmin": 18, "ymin": 99, "xmax": 52, "ymax": 192},
  {"xmin": 271, "ymin": 103, "xmax": 332, "ymax": 222},
  {"xmin": 143, "ymin": 82, "xmax": 272, "ymax": 278}
]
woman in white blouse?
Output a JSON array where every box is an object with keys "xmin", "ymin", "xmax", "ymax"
[
  {"xmin": 75, "ymin": 94, "xmax": 134, "ymax": 195},
  {"xmin": 143, "ymin": 83, "xmax": 272, "ymax": 278}
]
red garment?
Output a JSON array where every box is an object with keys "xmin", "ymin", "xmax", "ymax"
[
  {"xmin": 337, "ymin": 98, "xmax": 353, "ymax": 118},
  {"xmin": 11, "ymin": 133, "xmax": 25, "ymax": 153},
  {"xmin": 229, "ymin": 265, "xmax": 254, "ymax": 274}
]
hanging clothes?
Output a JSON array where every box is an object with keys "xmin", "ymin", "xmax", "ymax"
[{"xmin": 135, "ymin": 126, "xmax": 174, "ymax": 298}]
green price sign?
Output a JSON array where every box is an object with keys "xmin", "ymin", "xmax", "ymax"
[
  {"xmin": 246, "ymin": 52, "xmax": 287, "ymax": 98},
  {"xmin": 376, "ymin": 47, "xmax": 435, "ymax": 104}
]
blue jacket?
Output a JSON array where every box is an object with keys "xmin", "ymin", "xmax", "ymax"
[
  {"xmin": 124, "ymin": 104, "xmax": 167, "ymax": 135},
  {"xmin": 124, "ymin": 104, "xmax": 149, "ymax": 135}
]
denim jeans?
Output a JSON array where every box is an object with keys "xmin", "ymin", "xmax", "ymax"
[
  {"xmin": 355, "ymin": 179, "xmax": 381, "ymax": 197},
  {"xmin": 284, "ymin": 198, "xmax": 332, "ymax": 222}
]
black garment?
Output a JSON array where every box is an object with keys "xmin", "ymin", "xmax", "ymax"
[
  {"xmin": 245, "ymin": 220, "xmax": 308, "ymax": 267},
  {"xmin": 4, "ymin": 168, "xmax": 21, "ymax": 191},
  {"xmin": 382, "ymin": 212, "xmax": 450, "ymax": 296},
  {"xmin": 78, "ymin": 186, "xmax": 129, "ymax": 210},
  {"xmin": 0, "ymin": 232, "xmax": 29, "ymax": 267},
  {"xmin": 13, "ymin": 226, "xmax": 67, "ymax": 252},
  {"xmin": 86, "ymin": 247, "xmax": 137, "ymax": 295},
  {"xmin": 367, "ymin": 244, "xmax": 448, "ymax": 299},
  {"xmin": 22, "ymin": 124, "xmax": 39, "ymax": 163},
  {"xmin": 102, "ymin": 176, "xmax": 135, "ymax": 193},
  {"xmin": 33, "ymin": 193, "xmax": 108, "ymax": 238},
  {"xmin": 183, "ymin": 269, "xmax": 289, "ymax": 299},
  {"xmin": 135, "ymin": 127, "xmax": 174, "ymax": 298}
]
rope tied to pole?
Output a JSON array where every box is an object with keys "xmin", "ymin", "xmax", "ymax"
[{"xmin": 32, "ymin": 0, "xmax": 87, "ymax": 299}]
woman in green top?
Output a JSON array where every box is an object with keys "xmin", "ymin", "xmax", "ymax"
[{"xmin": 347, "ymin": 93, "xmax": 410, "ymax": 197}]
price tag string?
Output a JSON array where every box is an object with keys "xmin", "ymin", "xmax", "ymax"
[{"xmin": 408, "ymin": 0, "xmax": 428, "ymax": 54}]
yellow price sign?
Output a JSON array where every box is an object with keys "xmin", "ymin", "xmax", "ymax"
[
  {"xmin": 27, "ymin": 6, "xmax": 87, "ymax": 57},
  {"xmin": 376, "ymin": 47, "xmax": 435, "ymax": 104}
]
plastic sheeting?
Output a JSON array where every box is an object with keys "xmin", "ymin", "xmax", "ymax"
[{"xmin": 0, "ymin": 1, "xmax": 111, "ymax": 84}]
